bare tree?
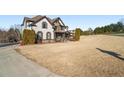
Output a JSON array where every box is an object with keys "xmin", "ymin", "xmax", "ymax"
[{"xmin": 0, "ymin": 24, "xmax": 21, "ymax": 43}]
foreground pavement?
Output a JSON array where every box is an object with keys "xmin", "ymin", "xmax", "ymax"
[{"xmin": 0, "ymin": 45, "xmax": 60, "ymax": 77}]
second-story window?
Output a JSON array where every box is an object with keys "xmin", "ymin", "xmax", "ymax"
[
  {"xmin": 61, "ymin": 26, "xmax": 65, "ymax": 30},
  {"xmin": 42, "ymin": 22, "xmax": 47, "ymax": 29}
]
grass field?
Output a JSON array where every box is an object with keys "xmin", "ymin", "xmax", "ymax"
[
  {"xmin": 16, "ymin": 35, "xmax": 124, "ymax": 76},
  {"xmin": 109, "ymin": 33, "xmax": 124, "ymax": 37}
]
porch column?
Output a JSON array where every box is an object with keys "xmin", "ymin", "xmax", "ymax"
[
  {"xmin": 62, "ymin": 32, "xmax": 65, "ymax": 42},
  {"xmin": 54, "ymin": 32, "xmax": 56, "ymax": 41}
]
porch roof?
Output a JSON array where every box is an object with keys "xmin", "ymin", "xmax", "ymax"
[{"xmin": 55, "ymin": 31, "xmax": 67, "ymax": 33}]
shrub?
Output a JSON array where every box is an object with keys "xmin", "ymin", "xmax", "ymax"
[
  {"xmin": 22, "ymin": 29, "xmax": 36, "ymax": 45},
  {"xmin": 75, "ymin": 28, "xmax": 80, "ymax": 41}
]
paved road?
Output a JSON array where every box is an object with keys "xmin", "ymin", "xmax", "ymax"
[
  {"xmin": 0, "ymin": 45, "xmax": 60, "ymax": 77},
  {"xmin": 0, "ymin": 42, "xmax": 19, "ymax": 48}
]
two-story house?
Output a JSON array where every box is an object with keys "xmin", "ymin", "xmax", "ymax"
[{"xmin": 21, "ymin": 15, "xmax": 69, "ymax": 43}]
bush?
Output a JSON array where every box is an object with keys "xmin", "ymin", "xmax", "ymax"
[
  {"xmin": 22, "ymin": 29, "xmax": 36, "ymax": 45},
  {"xmin": 75, "ymin": 28, "xmax": 80, "ymax": 41}
]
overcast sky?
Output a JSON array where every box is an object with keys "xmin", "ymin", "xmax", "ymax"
[{"xmin": 0, "ymin": 15, "xmax": 124, "ymax": 30}]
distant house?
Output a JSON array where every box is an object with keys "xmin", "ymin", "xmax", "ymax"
[{"xmin": 21, "ymin": 15, "xmax": 69, "ymax": 43}]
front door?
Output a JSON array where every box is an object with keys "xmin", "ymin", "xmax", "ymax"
[{"xmin": 37, "ymin": 31, "xmax": 43, "ymax": 43}]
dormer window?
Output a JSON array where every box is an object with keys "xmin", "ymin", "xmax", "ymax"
[{"xmin": 42, "ymin": 22, "xmax": 47, "ymax": 29}]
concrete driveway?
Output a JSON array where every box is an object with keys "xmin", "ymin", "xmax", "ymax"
[{"xmin": 0, "ymin": 45, "xmax": 60, "ymax": 77}]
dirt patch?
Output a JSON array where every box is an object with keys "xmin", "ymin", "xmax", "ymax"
[{"xmin": 16, "ymin": 35, "xmax": 124, "ymax": 76}]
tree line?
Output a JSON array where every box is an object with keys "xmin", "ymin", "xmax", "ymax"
[
  {"xmin": 0, "ymin": 27, "xmax": 21, "ymax": 43},
  {"xmin": 94, "ymin": 21, "xmax": 124, "ymax": 34},
  {"xmin": 79, "ymin": 21, "xmax": 124, "ymax": 35}
]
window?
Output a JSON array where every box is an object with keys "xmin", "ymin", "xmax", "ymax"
[
  {"xmin": 46, "ymin": 32, "xmax": 51, "ymax": 40},
  {"xmin": 61, "ymin": 26, "xmax": 65, "ymax": 30},
  {"xmin": 42, "ymin": 22, "xmax": 47, "ymax": 29}
]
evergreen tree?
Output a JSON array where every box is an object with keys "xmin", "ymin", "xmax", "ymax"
[{"xmin": 75, "ymin": 28, "xmax": 80, "ymax": 41}]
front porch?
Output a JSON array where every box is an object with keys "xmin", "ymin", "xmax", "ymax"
[
  {"xmin": 54, "ymin": 31, "xmax": 70, "ymax": 42},
  {"xmin": 36, "ymin": 31, "xmax": 72, "ymax": 44}
]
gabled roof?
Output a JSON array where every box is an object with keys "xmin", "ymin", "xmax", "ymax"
[
  {"xmin": 51, "ymin": 17, "xmax": 59, "ymax": 23},
  {"xmin": 32, "ymin": 15, "xmax": 43, "ymax": 21},
  {"xmin": 21, "ymin": 15, "xmax": 66, "ymax": 27},
  {"xmin": 31, "ymin": 16, "xmax": 53, "ymax": 25},
  {"xmin": 53, "ymin": 17, "xmax": 65, "ymax": 26}
]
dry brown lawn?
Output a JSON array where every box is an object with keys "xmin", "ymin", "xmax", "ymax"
[{"xmin": 16, "ymin": 35, "xmax": 124, "ymax": 76}]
